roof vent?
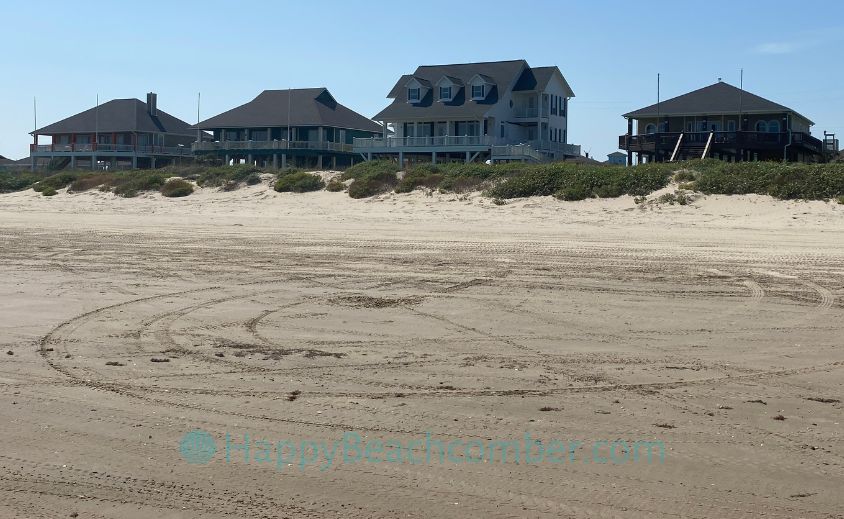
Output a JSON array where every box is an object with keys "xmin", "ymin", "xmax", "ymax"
[{"xmin": 146, "ymin": 92, "xmax": 158, "ymax": 116}]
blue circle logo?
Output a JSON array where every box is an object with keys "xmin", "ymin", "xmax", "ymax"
[{"xmin": 179, "ymin": 429, "xmax": 217, "ymax": 465}]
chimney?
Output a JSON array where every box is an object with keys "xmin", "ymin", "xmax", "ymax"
[{"xmin": 146, "ymin": 92, "xmax": 158, "ymax": 116}]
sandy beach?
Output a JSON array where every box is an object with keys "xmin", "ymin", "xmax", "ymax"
[{"xmin": 1, "ymin": 179, "xmax": 843, "ymax": 518}]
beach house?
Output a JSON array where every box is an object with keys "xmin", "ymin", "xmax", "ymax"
[
  {"xmin": 192, "ymin": 88, "xmax": 383, "ymax": 169},
  {"xmin": 619, "ymin": 81, "xmax": 835, "ymax": 164},
  {"xmin": 29, "ymin": 93, "xmax": 196, "ymax": 170},
  {"xmin": 354, "ymin": 60, "xmax": 580, "ymax": 164}
]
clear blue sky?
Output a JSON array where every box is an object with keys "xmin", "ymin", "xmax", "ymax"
[{"xmin": 2, "ymin": 0, "xmax": 843, "ymax": 160}]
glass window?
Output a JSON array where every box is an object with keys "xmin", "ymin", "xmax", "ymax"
[
  {"xmin": 645, "ymin": 123, "xmax": 657, "ymax": 134},
  {"xmin": 439, "ymin": 86, "xmax": 451, "ymax": 100},
  {"xmin": 755, "ymin": 120, "xmax": 768, "ymax": 132},
  {"xmin": 727, "ymin": 120, "xmax": 736, "ymax": 132},
  {"xmin": 408, "ymin": 88, "xmax": 420, "ymax": 102},
  {"xmin": 471, "ymin": 85, "xmax": 484, "ymax": 98},
  {"xmin": 768, "ymin": 120, "xmax": 780, "ymax": 133}
]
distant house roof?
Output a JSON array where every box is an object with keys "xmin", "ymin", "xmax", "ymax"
[
  {"xmin": 375, "ymin": 60, "xmax": 574, "ymax": 121},
  {"xmin": 607, "ymin": 151, "xmax": 627, "ymax": 158},
  {"xmin": 32, "ymin": 98, "xmax": 195, "ymax": 136},
  {"xmin": 194, "ymin": 88, "xmax": 382, "ymax": 133},
  {"xmin": 623, "ymin": 82, "xmax": 814, "ymax": 124}
]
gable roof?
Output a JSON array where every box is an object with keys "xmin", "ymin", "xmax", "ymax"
[
  {"xmin": 512, "ymin": 66, "xmax": 574, "ymax": 95},
  {"xmin": 623, "ymin": 82, "xmax": 814, "ymax": 124},
  {"xmin": 375, "ymin": 60, "xmax": 530, "ymax": 120},
  {"xmin": 32, "ymin": 98, "xmax": 195, "ymax": 136},
  {"xmin": 194, "ymin": 88, "xmax": 382, "ymax": 133}
]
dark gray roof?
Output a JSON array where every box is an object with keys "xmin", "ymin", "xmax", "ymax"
[
  {"xmin": 32, "ymin": 98, "xmax": 195, "ymax": 136},
  {"xmin": 194, "ymin": 88, "xmax": 382, "ymax": 133},
  {"xmin": 375, "ymin": 60, "xmax": 574, "ymax": 120},
  {"xmin": 376, "ymin": 60, "xmax": 530, "ymax": 120},
  {"xmin": 623, "ymin": 82, "xmax": 814, "ymax": 124}
]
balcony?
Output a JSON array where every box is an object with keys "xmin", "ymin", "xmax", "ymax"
[
  {"xmin": 513, "ymin": 108, "xmax": 539, "ymax": 118},
  {"xmin": 31, "ymin": 143, "xmax": 193, "ymax": 156},
  {"xmin": 353, "ymin": 136, "xmax": 490, "ymax": 150},
  {"xmin": 192, "ymin": 140, "xmax": 353, "ymax": 153},
  {"xmin": 619, "ymin": 131, "xmax": 823, "ymax": 154}
]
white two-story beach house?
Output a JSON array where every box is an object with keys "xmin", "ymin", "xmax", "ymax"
[{"xmin": 353, "ymin": 60, "xmax": 580, "ymax": 164}]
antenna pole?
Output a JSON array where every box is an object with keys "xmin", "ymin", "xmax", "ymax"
[
  {"xmin": 287, "ymin": 87, "xmax": 292, "ymax": 144},
  {"xmin": 657, "ymin": 73, "xmax": 661, "ymax": 131},
  {"xmin": 739, "ymin": 69, "xmax": 744, "ymax": 129},
  {"xmin": 95, "ymin": 94, "xmax": 99, "ymax": 149}
]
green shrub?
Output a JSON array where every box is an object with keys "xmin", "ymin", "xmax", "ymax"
[
  {"xmin": 0, "ymin": 170, "xmax": 46, "ymax": 193},
  {"xmin": 160, "ymin": 179, "xmax": 194, "ymax": 197},
  {"xmin": 69, "ymin": 173, "xmax": 115, "ymax": 192},
  {"xmin": 111, "ymin": 171, "xmax": 168, "ymax": 197},
  {"xmin": 673, "ymin": 170, "xmax": 697, "ymax": 182},
  {"xmin": 837, "ymin": 195, "xmax": 844, "ymax": 204},
  {"xmin": 692, "ymin": 162, "xmax": 844, "ymax": 199},
  {"xmin": 245, "ymin": 173, "xmax": 262, "ymax": 185},
  {"xmin": 41, "ymin": 186, "xmax": 58, "ymax": 196},
  {"xmin": 193, "ymin": 164, "xmax": 263, "ymax": 187},
  {"xmin": 274, "ymin": 172, "xmax": 325, "ymax": 193},
  {"xmin": 341, "ymin": 160, "xmax": 399, "ymax": 181},
  {"xmin": 32, "ymin": 172, "xmax": 79, "ymax": 192},
  {"xmin": 348, "ymin": 171, "xmax": 398, "ymax": 198},
  {"xmin": 395, "ymin": 170, "xmax": 444, "ymax": 193},
  {"xmin": 554, "ymin": 185, "xmax": 590, "ymax": 201},
  {"xmin": 325, "ymin": 178, "xmax": 346, "ymax": 192}
]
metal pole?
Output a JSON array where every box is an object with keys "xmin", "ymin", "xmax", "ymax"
[
  {"xmin": 287, "ymin": 88, "xmax": 292, "ymax": 147},
  {"xmin": 739, "ymin": 69, "xmax": 744, "ymax": 128}
]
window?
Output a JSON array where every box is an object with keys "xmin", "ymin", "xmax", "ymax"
[
  {"xmin": 562, "ymin": 98, "xmax": 567, "ymax": 117},
  {"xmin": 645, "ymin": 123, "xmax": 657, "ymax": 134},
  {"xmin": 500, "ymin": 123, "xmax": 505, "ymax": 138},
  {"xmin": 768, "ymin": 120, "xmax": 780, "ymax": 133},
  {"xmin": 755, "ymin": 120, "xmax": 768, "ymax": 132},
  {"xmin": 471, "ymin": 85, "xmax": 485, "ymax": 99},
  {"xmin": 727, "ymin": 120, "xmax": 736, "ymax": 132},
  {"xmin": 408, "ymin": 88, "xmax": 420, "ymax": 102},
  {"xmin": 439, "ymin": 86, "xmax": 452, "ymax": 101}
]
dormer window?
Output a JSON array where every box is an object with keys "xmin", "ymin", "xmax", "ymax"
[
  {"xmin": 439, "ymin": 86, "xmax": 452, "ymax": 101},
  {"xmin": 408, "ymin": 88, "xmax": 421, "ymax": 102},
  {"xmin": 468, "ymin": 74, "xmax": 493, "ymax": 101}
]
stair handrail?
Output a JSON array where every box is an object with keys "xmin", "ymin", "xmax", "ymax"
[
  {"xmin": 701, "ymin": 131, "xmax": 714, "ymax": 159},
  {"xmin": 670, "ymin": 133, "xmax": 684, "ymax": 162}
]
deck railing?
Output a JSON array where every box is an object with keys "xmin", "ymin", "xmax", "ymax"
[
  {"xmin": 491, "ymin": 144, "xmax": 542, "ymax": 161},
  {"xmin": 352, "ymin": 136, "xmax": 490, "ymax": 149},
  {"xmin": 191, "ymin": 140, "xmax": 353, "ymax": 153},
  {"xmin": 31, "ymin": 143, "xmax": 193, "ymax": 156},
  {"xmin": 620, "ymin": 131, "xmax": 823, "ymax": 152}
]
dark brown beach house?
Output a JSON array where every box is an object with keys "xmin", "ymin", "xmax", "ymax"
[{"xmin": 619, "ymin": 81, "xmax": 838, "ymax": 165}]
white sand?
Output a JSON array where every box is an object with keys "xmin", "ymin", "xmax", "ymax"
[{"xmin": 1, "ymin": 179, "xmax": 842, "ymax": 518}]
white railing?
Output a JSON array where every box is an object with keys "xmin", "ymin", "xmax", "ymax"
[
  {"xmin": 192, "ymin": 140, "xmax": 353, "ymax": 153},
  {"xmin": 352, "ymin": 135, "xmax": 490, "ymax": 149},
  {"xmin": 527, "ymin": 140, "xmax": 581, "ymax": 157},
  {"xmin": 491, "ymin": 144, "xmax": 542, "ymax": 161},
  {"xmin": 513, "ymin": 108, "xmax": 539, "ymax": 118}
]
